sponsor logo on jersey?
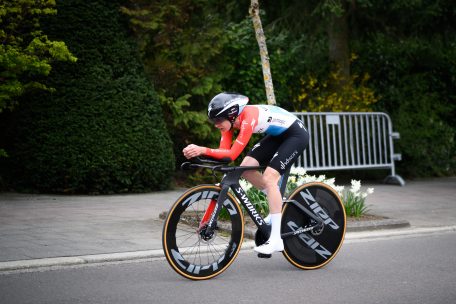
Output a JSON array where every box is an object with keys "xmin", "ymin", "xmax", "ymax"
[{"xmin": 280, "ymin": 150, "xmax": 298, "ymax": 170}]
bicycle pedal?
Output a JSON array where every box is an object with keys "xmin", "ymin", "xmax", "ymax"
[{"xmin": 257, "ymin": 253, "xmax": 272, "ymax": 259}]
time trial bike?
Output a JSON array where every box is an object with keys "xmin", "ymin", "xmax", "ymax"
[{"xmin": 162, "ymin": 157, "xmax": 346, "ymax": 280}]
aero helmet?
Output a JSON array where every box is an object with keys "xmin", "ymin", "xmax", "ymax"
[{"xmin": 207, "ymin": 92, "xmax": 249, "ymax": 124}]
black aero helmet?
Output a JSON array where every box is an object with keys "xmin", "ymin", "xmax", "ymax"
[{"xmin": 207, "ymin": 92, "xmax": 249, "ymax": 124}]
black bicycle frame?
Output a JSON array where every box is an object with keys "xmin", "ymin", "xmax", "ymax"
[
  {"xmin": 204, "ymin": 165, "xmax": 294, "ymax": 238},
  {"xmin": 194, "ymin": 160, "xmax": 324, "ymax": 239},
  {"xmin": 203, "ymin": 165, "xmax": 267, "ymax": 237}
]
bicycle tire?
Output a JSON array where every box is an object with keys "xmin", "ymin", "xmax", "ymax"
[
  {"xmin": 282, "ymin": 182, "xmax": 346, "ymax": 269},
  {"xmin": 162, "ymin": 185, "xmax": 244, "ymax": 280}
]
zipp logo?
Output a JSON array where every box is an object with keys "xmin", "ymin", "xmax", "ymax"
[
  {"xmin": 300, "ymin": 189, "xmax": 339, "ymax": 230},
  {"xmin": 182, "ymin": 191, "xmax": 218, "ymax": 207},
  {"xmin": 172, "ymin": 249, "xmax": 228, "ymax": 273},
  {"xmin": 286, "ymin": 221, "xmax": 332, "ymax": 259}
]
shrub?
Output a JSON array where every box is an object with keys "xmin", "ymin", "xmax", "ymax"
[
  {"xmin": 293, "ymin": 69, "xmax": 379, "ymax": 112},
  {"xmin": 0, "ymin": 0, "xmax": 175, "ymax": 193},
  {"xmin": 355, "ymin": 34, "xmax": 455, "ymax": 177}
]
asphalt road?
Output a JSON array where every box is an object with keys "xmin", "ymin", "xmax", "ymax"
[{"xmin": 1, "ymin": 231, "xmax": 455, "ymax": 304}]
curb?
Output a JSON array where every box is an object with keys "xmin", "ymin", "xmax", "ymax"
[
  {"xmin": 0, "ymin": 250, "xmax": 164, "ymax": 272},
  {"xmin": 3, "ymin": 224, "xmax": 456, "ymax": 274},
  {"xmin": 0, "ymin": 241, "xmax": 257, "ymax": 273},
  {"xmin": 346, "ymin": 218, "xmax": 410, "ymax": 232}
]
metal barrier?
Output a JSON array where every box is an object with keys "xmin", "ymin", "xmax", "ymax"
[{"xmin": 292, "ymin": 112, "xmax": 405, "ymax": 186}]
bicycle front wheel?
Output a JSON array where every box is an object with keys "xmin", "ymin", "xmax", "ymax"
[
  {"xmin": 282, "ymin": 182, "xmax": 346, "ymax": 269},
  {"xmin": 162, "ymin": 185, "xmax": 244, "ymax": 280}
]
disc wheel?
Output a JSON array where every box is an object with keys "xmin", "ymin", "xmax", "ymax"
[
  {"xmin": 282, "ymin": 182, "xmax": 346, "ymax": 269},
  {"xmin": 162, "ymin": 185, "xmax": 244, "ymax": 280}
]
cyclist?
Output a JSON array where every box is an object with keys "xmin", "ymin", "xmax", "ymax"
[{"xmin": 183, "ymin": 92, "xmax": 309, "ymax": 254}]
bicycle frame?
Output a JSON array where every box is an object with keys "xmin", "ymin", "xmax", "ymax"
[
  {"xmin": 184, "ymin": 159, "xmax": 324, "ymax": 240},
  {"xmin": 203, "ymin": 165, "xmax": 271, "ymax": 238}
]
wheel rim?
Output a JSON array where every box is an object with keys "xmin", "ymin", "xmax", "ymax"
[
  {"xmin": 282, "ymin": 183, "xmax": 346, "ymax": 269},
  {"xmin": 163, "ymin": 186, "xmax": 244, "ymax": 279}
]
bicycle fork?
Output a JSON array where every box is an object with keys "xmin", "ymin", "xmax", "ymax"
[
  {"xmin": 200, "ymin": 183, "xmax": 273, "ymax": 241},
  {"xmin": 197, "ymin": 186, "xmax": 229, "ymax": 240}
]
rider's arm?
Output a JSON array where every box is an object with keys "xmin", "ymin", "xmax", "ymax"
[
  {"xmin": 204, "ymin": 115, "xmax": 256, "ymax": 161},
  {"xmin": 219, "ymin": 130, "xmax": 233, "ymax": 150}
]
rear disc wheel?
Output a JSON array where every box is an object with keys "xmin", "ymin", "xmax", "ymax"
[{"xmin": 282, "ymin": 182, "xmax": 346, "ymax": 269}]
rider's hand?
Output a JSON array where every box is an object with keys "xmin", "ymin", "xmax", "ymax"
[{"xmin": 183, "ymin": 144, "xmax": 205, "ymax": 159}]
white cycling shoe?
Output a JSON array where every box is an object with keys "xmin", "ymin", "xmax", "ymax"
[{"xmin": 254, "ymin": 239, "xmax": 284, "ymax": 255}]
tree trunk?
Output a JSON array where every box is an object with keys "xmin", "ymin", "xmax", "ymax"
[
  {"xmin": 328, "ymin": 8, "xmax": 350, "ymax": 87},
  {"xmin": 249, "ymin": 0, "xmax": 276, "ymax": 105}
]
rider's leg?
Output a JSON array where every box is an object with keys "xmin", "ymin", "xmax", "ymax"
[
  {"xmin": 241, "ymin": 156, "xmax": 277, "ymax": 225},
  {"xmin": 240, "ymin": 156, "xmax": 266, "ymax": 190},
  {"xmin": 263, "ymin": 167, "xmax": 282, "ymax": 214},
  {"xmin": 254, "ymin": 167, "xmax": 284, "ymax": 254}
]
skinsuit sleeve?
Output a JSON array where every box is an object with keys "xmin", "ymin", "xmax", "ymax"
[{"xmin": 204, "ymin": 106, "xmax": 259, "ymax": 161}]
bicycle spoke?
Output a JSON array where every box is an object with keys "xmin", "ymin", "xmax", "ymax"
[
  {"xmin": 175, "ymin": 228, "xmax": 197, "ymax": 236},
  {"xmin": 180, "ymin": 238, "xmax": 201, "ymax": 256},
  {"xmin": 208, "ymin": 242, "xmax": 224, "ymax": 258},
  {"xmin": 163, "ymin": 185, "xmax": 244, "ymax": 279},
  {"xmin": 176, "ymin": 231, "xmax": 197, "ymax": 248}
]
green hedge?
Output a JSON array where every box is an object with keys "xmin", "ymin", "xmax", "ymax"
[
  {"xmin": 0, "ymin": 0, "xmax": 175, "ymax": 193},
  {"xmin": 354, "ymin": 34, "xmax": 455, "ymax": 177}
]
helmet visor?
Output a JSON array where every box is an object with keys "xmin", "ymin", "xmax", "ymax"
[{"xmin": 208, "ymin": 116, "xmax": 228, "ymax": 124}]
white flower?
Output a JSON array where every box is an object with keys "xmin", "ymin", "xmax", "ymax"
[
  {"xmin": 291, "ymin": 167, "xmax": 307, "ymax": 176},
  {"xmin": 334, "ymin": 186, "xmax": 345, "ymax": 195},
  {"xmin": 350, "ymin": 180, "xmax": 361, "ymax": 193},
  {"xmin": 367, "ymin": 188, "xmax": 374, "ymax": 195},
  {"xmin": 317, "ymin": 175, "xmax": 326, "ymax": 182},
  {"xmin": 239, "ymin": 178, "xmax": 252, "ymax": 191},
  {"xmin": 326, "ymin": 178, "xmax": 336, "ymax": 185}
]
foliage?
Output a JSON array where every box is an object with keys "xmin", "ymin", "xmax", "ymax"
[
  {"xmin": 266, "ymin": 0, "xmax": 455, "ymax": 177},
  {"xmin": 356, "ymin": 33, "xmax": 455, "ymax": 176},
  {"xmin": 0, "ymin": 0, "xmax": 77, "ymax": 112},
  {"xmin": 391, "ymin": 77, "xmax": 455, "ymax": 176},
  {"xmin": 0, "ymin": 0, "xmax": 175, "ymax": 193},
  {"xmin": 286, "ymin": 167, "xmax": 345, "ymax": 196},
  {"xmin": 238, "ymin": 168, "xmax": 372, "ymax": 218},
  {"xmin": 121, "ymin": 0, "xmax": 227, "ymax": 162},
  {"xmin": 293, "ymin": 67, "xmax": 379, "ymax": 112},
  {"xmin": 239, "ymin": 178, "xmax": 269, "ymax": 217},
  {"xmin": 288, "ymin": 169, "xmax": 373, "ymax": 218},
  {"xmin": 342, "ymin": 180, "xmax": 373, "ymax": 218},
  {"xmin": 125, "ymin": 0, "xmax": 454, "ymax": 177}
]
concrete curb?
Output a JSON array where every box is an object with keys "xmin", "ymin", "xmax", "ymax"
[
  {"xmin": 2, "ymin": 225, "xmax": 456, "ymax": 273},
  {"xmin": 345, "ymin": 225, "xmax": 456, "ymax": 242},
  {"xmin": 346, "ymin": 218, "xmax": 411, "ymax": 232},
  {"xmin": 0, "ymin": 250, "xmax": 164, "ymax": 272},
  {"xmin": 0, "ymin": 241, "xmax": 257, "ymax": 273}
]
